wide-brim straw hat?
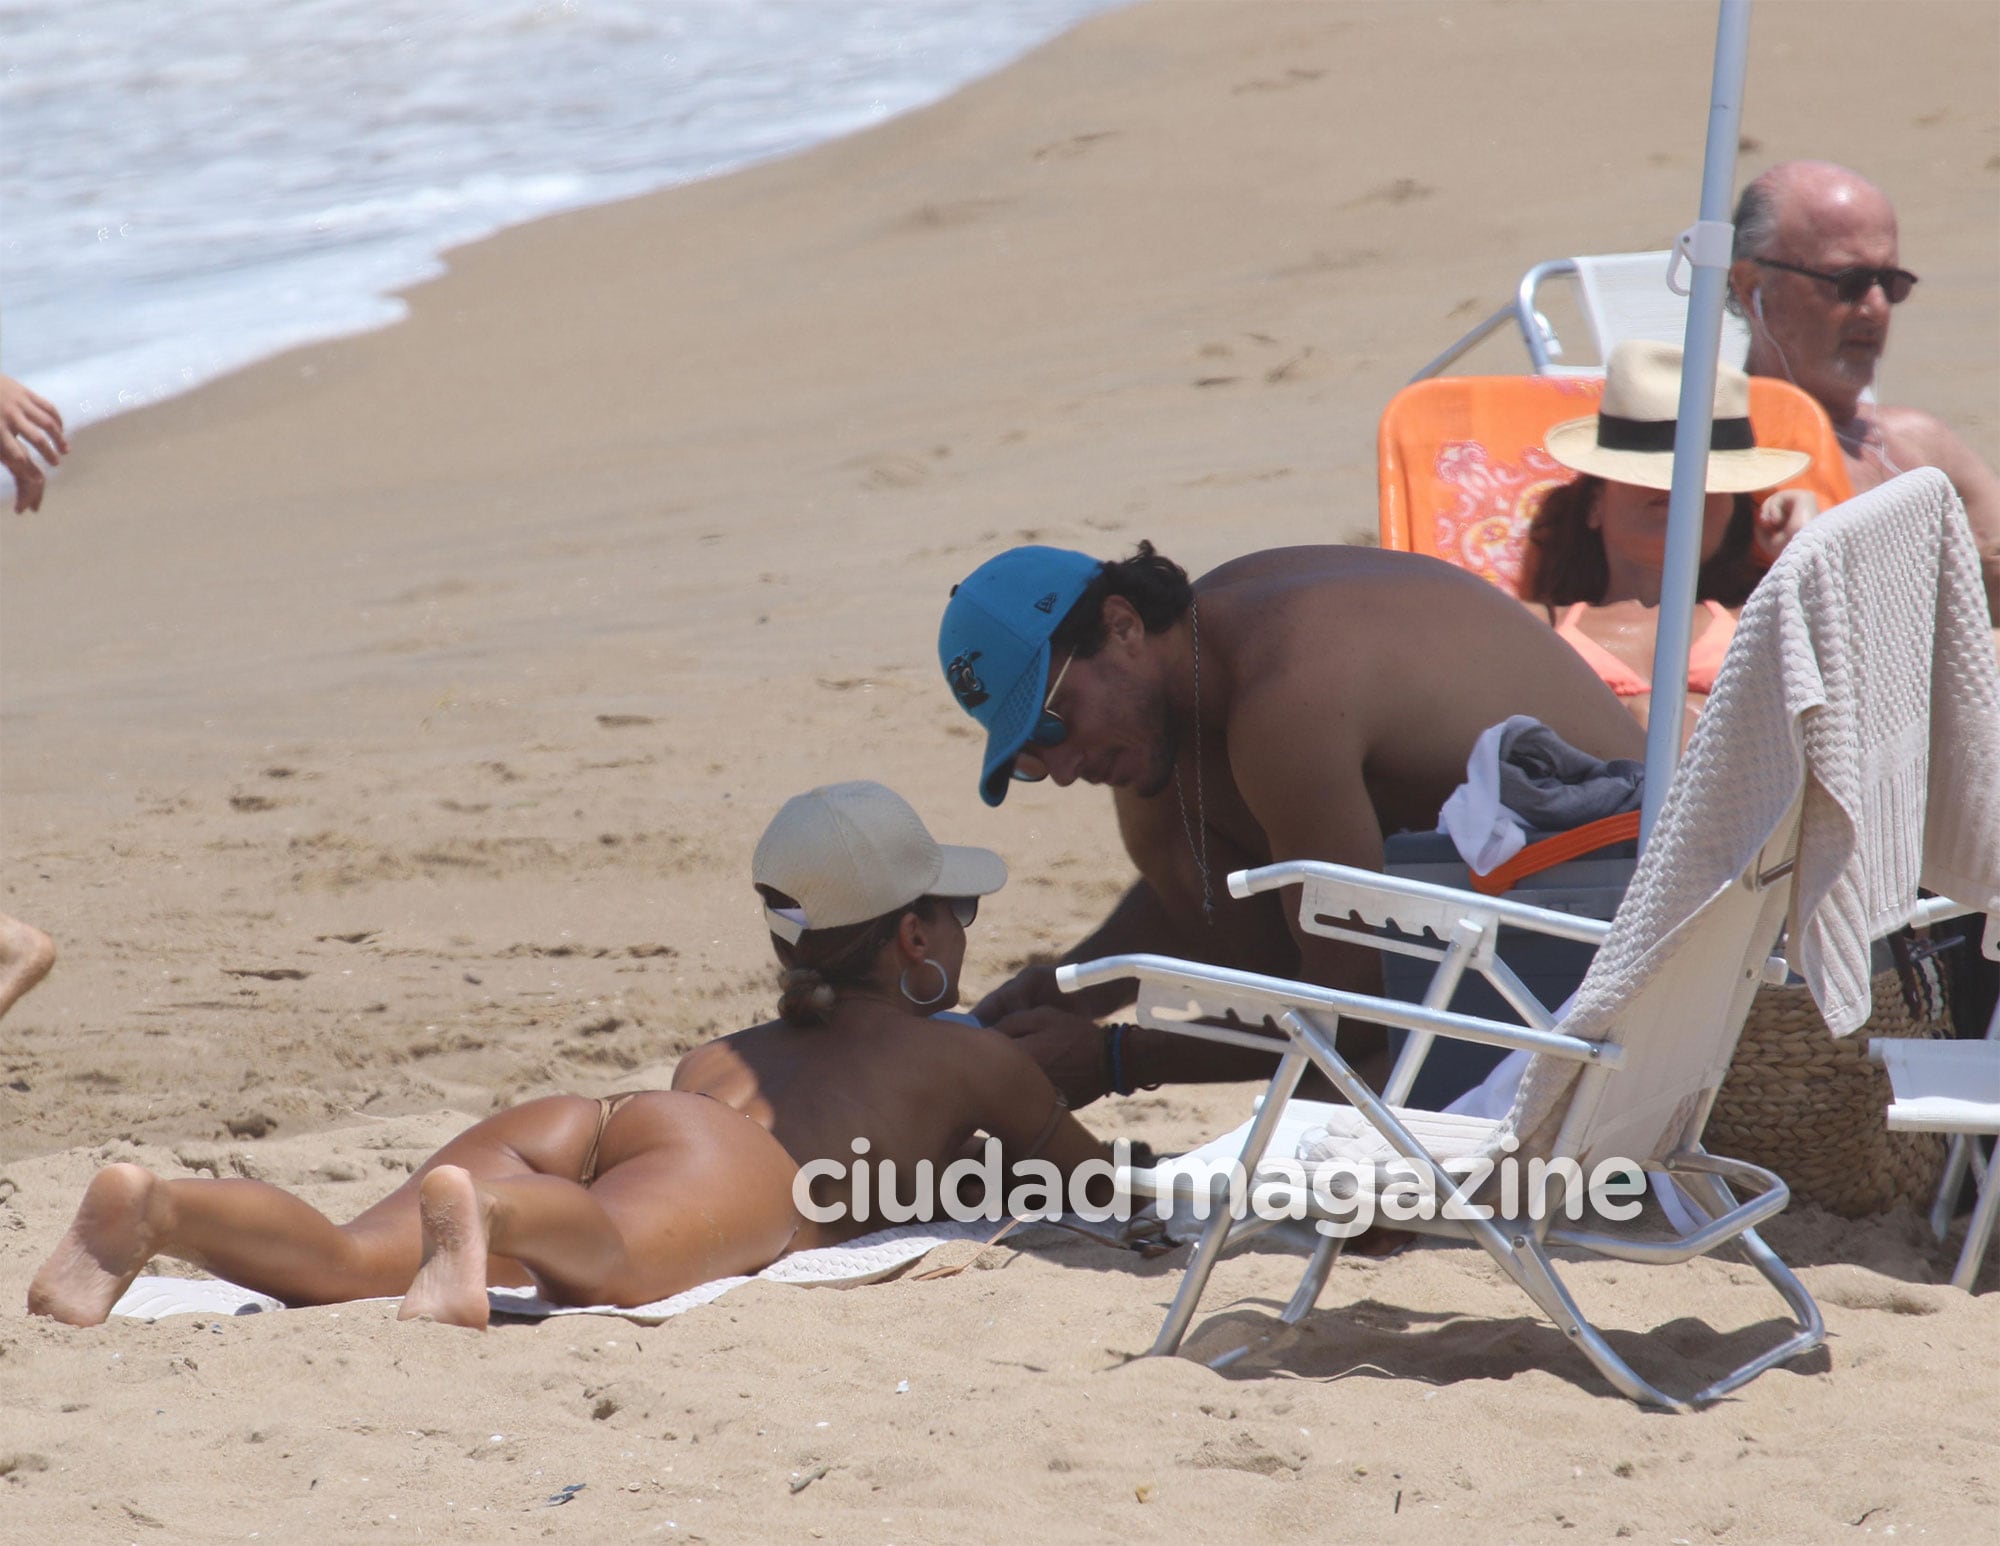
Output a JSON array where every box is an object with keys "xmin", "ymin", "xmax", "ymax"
[{"xmin": 1544, "ymin": 339, "xmax": 1812, "ymax": 494}]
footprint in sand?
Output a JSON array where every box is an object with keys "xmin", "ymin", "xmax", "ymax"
[
  {"xmin": 1273, "ymin": 248, "xmax": 1382, "ymax": 280},
  {"xmin": 1030, "ymin": 129, "xmax": 1119, "ymax": 162},
  {"xmin": 852, "ymin": 453, "xmax": 930, "ymax": 490},
  {"xmin": 1341, "ymin": 177, "xmax": 1433, "ymax": 209},
  {"xmin": 1231, "ymin": 67, "xmax": 1325, "ymax": 95},
  {"xmin": 1180, "ymin": 1431, "xmax": 1307, "ymax": 1476},
  {"xmin": 898, "ymin": 197, "xmax": 1012, "ymax": 232}
]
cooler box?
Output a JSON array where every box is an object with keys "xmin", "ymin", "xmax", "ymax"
[{"xmin": 1376, "ymin": 829, "xmax": 1636, "ymax": 1109}]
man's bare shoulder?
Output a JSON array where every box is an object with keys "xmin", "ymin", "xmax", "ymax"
[
  {"xmin": 1204, "ymin": 546, "xmax": 1546, "ymax": 673},
  {"xmin": 1873, "ymin": 403, "xmax": 1987, "ymax": 469},
  {"xmin": 1197, "ymin": 543, "xmax": 1469, "ymax": 590},
  {"xmin": 1198, "ymin": 546, "xmax": 1513, "ymax": 641}
]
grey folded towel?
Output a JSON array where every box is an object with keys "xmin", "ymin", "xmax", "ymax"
[{"xmin": 1495, "ymin": 721, "xmax": 1644, "ymax": 832}]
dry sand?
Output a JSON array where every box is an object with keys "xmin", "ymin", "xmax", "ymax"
[{"xmin": 2, "ymin": 2, "xmax": 1997, "ymax": 1540}]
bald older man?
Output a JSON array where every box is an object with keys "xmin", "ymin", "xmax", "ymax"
[{"xmin": 1729, "ymin": 160, "xmax": 2000, "ymax": 617}]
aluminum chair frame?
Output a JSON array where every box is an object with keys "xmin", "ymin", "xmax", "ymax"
[
  {"xmin": 1867, "ymin": 901, "xmax": 2000, "ymax": 1291},
  {"xmin": 1059, "ymin": 850, "xmax": 1825, "ymax": 1413},
  {"xmin": 1410, "ymin": 251, "xmax": 1752, "ymax": 383}
]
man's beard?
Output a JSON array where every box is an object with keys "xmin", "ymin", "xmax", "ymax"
[
  {"xmin": 1829, "ymin": 355, "xmax": 1877, "ymax": 391},
  {"xmin": 1828, "ymin": 336, "xmax": 1882, "ymax": 392},
  {"xmin": 1134, "ymin": 689, "xmax": 1183, "ymax": 800}
]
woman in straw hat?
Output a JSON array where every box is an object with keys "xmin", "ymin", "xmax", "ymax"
[
  {"xmin": 1520, "ymin": 339, "xmax": 1817, "ymax": 740},
  {"xmin": 31, "ymin": 782, "xmax": 1109, "ymax": 1329}
]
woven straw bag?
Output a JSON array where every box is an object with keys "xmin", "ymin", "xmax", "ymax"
[{"xmin": 1706, "ymin": 957, "xmax": 1951, "ymax": 1217}]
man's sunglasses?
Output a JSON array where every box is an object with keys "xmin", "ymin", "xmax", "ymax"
[
  {"xmin": 1009, "ymin": 649, "xmax": 1075, "ymax": 784},
  {"xmin": 1753, "ymin": 257, "xmax": 1918, "ymax": 306}
]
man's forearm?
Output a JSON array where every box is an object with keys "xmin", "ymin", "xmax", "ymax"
[
  {"xmin": 1050, "ymin": 880, "xmax": 1184, "ymax": 1017},
  {"xmin": 1118, "ymin": 1019, "xmax": 1390, "ymax": 1090},
  {"xmin": 1119, "ymin": 1020, "xmax": 1290, "ymax": 1085}
]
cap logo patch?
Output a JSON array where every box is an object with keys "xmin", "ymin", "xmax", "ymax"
[
  {"xmin": 946, "ymin": 650, "xmax": 989, "ymax": 709},
  {"xmin": 1033, "ymin": 591, "xmax": 1058, "ymax": 613}
]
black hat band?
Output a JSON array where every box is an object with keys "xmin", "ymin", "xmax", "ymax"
[{"xmin": 1596, "ymin": 413, "xmax": 1755, "ymax": 454}]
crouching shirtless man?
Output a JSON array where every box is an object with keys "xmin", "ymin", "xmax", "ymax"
[{"xmin": 938, "ymin": 542, "xmax": 1642, "ymax": 1106}]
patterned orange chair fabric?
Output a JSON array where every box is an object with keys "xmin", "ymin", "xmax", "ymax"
[{"xmin": 1377, "ymin": 374, "xmax": 1854, "ymax": 594}]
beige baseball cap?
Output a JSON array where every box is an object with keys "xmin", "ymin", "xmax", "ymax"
[{"xmin": 752, "ymin": 781, "xmax": 1008, "ymax": 943}]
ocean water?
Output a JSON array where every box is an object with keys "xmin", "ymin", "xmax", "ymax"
[{"xmin": 0, "ymin": 0, "xmax": 1115, "ymax": 436}]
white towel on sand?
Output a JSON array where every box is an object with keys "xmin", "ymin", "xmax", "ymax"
[{"xmin": 110, "ymin": 1219, "xmax": 1036, "ymax": 1325}]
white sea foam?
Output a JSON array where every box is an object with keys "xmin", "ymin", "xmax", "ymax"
[{"xmin": 0, "ymin": 0, "xmax": 1115, "ymax": 432}]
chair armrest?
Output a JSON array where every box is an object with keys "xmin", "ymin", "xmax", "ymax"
[
  {"xmin": 1229, "ymin": 859, "xmax": 1613, "ymax": 946},
  {"xmin": 1055, "ymin": 952, "xmax": 1622, "ymax": 1068},
  {"xmin": 1903, "ymin": 894, "xmax": 1991, "ymax": 936},
  {"xmin": 1233, "ymin": 859, "xmax": 1797, "ymax": 989}
]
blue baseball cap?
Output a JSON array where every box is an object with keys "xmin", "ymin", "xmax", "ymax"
[{"xmin": 938, "ymin": 545, "xmax": 1103, "ymax": 806}]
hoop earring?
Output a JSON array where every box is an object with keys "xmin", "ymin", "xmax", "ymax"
[{"xmin": 899, "ymin": 958, "xmax": 948, "ymax": 1007}]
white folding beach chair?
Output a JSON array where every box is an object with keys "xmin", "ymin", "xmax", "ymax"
[
  {"xmin": 1412, "ymin": 250, "xmax": 1753, "ymax": 382},
  {"xmin": 1871, "ymin": 981, "xmax": 2000, "ymax": 1291},
  {"xmin": 1061, "ymin": 468, "xmax": 2000, "ymax": 1409}
]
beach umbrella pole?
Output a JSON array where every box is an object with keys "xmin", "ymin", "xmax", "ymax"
[{"xmin": 1641, "ymin": 0, "xmax": 1754, "ymax": 848}]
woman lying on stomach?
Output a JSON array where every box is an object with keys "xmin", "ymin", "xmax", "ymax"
[
  {"xmin": 1520, "ymin": 340, "xmax": 1816, "ymax": 745},
  {"xmin": 30, "ymin": 781, "xmax": 1110, "ymax": 1329}
]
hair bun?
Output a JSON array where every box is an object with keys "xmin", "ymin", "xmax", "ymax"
[{"xmin": 777, "ymin": 966, "xmax": 838, "ymax": 1026}]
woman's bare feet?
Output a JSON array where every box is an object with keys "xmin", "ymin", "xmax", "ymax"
[
  {"xmin": 398, "ymin": 1165, "xmax": 494, "ymax": 1330},
  {"xmin": 0, "ymin": 913, "xmax": 55, "ymax": 1022},
  {"xmin": 28, "ymin": 1163, "xmax": 166, "ymax": 1326}
]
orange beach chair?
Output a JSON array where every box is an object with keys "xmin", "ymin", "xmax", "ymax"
[
  {"xmin": 1377, "ymin": 374, "xmax": 1853, "ymax": 595},
  {"xmin": 1377, "ymin": 373, "xmax": 1853, "ymax": 892}
]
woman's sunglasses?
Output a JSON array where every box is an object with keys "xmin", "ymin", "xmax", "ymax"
[
  {"xmin": 1753, "ymin": 257, "xmax": 1918, "ymax": 306},
  {"xmin": 768, "ymin": 897, "xmax": 979, "ymax": 935},
  {"xmin": 1010, "ymin": 649, "xmax": 1075, "ymax": 784}
]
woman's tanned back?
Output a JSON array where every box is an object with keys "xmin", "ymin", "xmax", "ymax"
[{"xmin": 674, "ymin": 1015, "xmax": 1086, "ymax": 1243}]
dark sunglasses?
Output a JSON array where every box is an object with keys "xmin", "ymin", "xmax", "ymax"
[
  {"xmin": 1009, "ymin": 649, "xmax": 1075, "ymax": 784},
  {"xmin": 946, "ymin": 896, "xmax": 979, "ymax": 929},
  {"xmin": 1753, "ymin": 256, "xmax": 1918, "ymax": 306}
]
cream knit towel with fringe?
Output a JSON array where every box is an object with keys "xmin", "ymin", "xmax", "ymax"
[{"xmin": 1500, "ymin": 469, "xmax": 2000, "ymax": 1155}]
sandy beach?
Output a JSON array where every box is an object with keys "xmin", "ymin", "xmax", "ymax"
[{"xmin": 3, "ymin": 1, "xmax": 1998, "ymax": 1540}]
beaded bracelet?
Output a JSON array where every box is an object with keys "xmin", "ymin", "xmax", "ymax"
[{"xmin": 1104, "ymin": 1021, "xmax": 1150, "ymax": 1097}]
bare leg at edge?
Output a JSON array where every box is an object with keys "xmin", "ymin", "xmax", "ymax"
[
  {"xmin": 398, "ymin": 1165, "xmax": 497, "ymax": 1330},
  {"xmin": 28, "ymin": 1164, "xmax": 167, "ymax": 1326},
  {"xmin": 0, "ymin": 912, "xmax": 55, "ymax": 1021}
]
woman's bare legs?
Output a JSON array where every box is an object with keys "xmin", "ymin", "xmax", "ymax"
[
  {"xmin": 0, "ymin": 912, "xmax": 55, "ymax": 1021},
  {"xmin": 28, "ymin": 1095, "xmax": 606, "ymax": 1326},
  {"xmin": 400, "ymin": 1092, "xmax": 802, "ymax": 1329}
]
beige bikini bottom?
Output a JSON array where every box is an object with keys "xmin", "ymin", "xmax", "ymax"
[{"xmin": 578, "ymin": 1091, "xmax": 643, "ymax": 1187}]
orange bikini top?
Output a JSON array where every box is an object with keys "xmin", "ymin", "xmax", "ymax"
[{"xmin": 1555, "ymin": 600, "xmax": 1735, "ymax": 698}]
